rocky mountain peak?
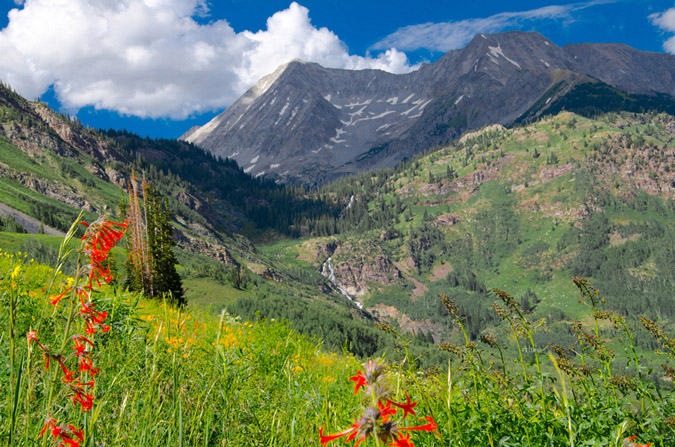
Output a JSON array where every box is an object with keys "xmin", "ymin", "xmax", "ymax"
[{"xmin": 182, "ymin": 31, "xmax": 675, "ymax": 185}]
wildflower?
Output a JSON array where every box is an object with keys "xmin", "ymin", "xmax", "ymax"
[
  {"xmin": 71, "ymin": 386, "xmax": 95, "ymax": 412},
  {"xmin": 375, "ymin": 322, "xmax": 396, "ymax": 334},
  {"xmin": 624, "ymin": 436, "xmax": 650, "ymax": 447},
  {"xmin": 27, "ymin": 330, "xmax": 46, "ymax": 351},
  {"xmin": 437, "ymin": 342, "xmax": 463, "ymax": 356},
  {"xmin": 479, "ymin": 334, "xmax": 499, "ymax": 349},
  {"xmin": 77, "ymin": 354, "xmax": 99, "ymax": 376},
  {"xmin": 640, "ymin": 317, "xmax": 675, "ymax": 354},
  {"xmin": 39, "ymin": 419, "xmax": 83, "ymax": 447},
  {"xmin": 49, "ymin": 287, "xmax": 72, "ymax": 306},
  {"xmin": 440, "ymin": 294, "xmax": 462, "ymax": 321},
  {"xmin": 399, "ymin": 416, "xmax": 438, "ymax": 435},
  {"xmin": 610, "ymin": 376, "xmax": 636, "ymax": 392},
  {"xmin": 320, "ymin": 424, "xmax": 360, "ymax": 446},
  {"xmin": 39, "ymin": 419, "xmax": 62, "ymax": 441},
  {"xmin": 388, "ymin": 394, "xmax": 417, "ymax": 418},
  {"xmin": 349, "ymin": 371, "xmax": 368, "ymax": 394},
  {"xmin": 11, "ymin": 264, "xmax": 21, "ymax": 279},
  {"xmin": 389, "ymin": 433, "xmax": 414, "ymax": 447},
  {"xmin": 71, "ymin": 336, "xmax": 93, "ymax": 356},
  {"xmin": 493, "ymin": 288, "xmax": 520, "ymax": 314},
  {"xmin": 321, "ymin": 360, "xmax": 440, "ymax": 447},
  {"xmin": 33, "ymin": 216, "xmax": 127, "ymax": 446}
]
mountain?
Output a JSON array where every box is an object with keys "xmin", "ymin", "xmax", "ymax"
[
  {"xmin": 256, "ymin": 110, "xmax": 675, "ymax": 343},
  {"xmin": 3, "ymin": 73, "xmax": 675, "ymax": 363},
  {"xmin": 182, "ymin": 31, "xmax": 675, "ymax": 184},
  {"xmin": 0, "ymin": 81, "xmax": 415, "ymax": 359}
]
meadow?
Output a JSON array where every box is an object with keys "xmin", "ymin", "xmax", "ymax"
[{"xmin": 1, "ymin": 217, "xmax": 674, "ymax": 446}]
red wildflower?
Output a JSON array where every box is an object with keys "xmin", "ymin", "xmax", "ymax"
[
  {"xmin": 78, "ymin": 355, "xmax": 99, "ymax": 376},
  {"xmin": 56, "ymin": 357, "xmax": 77, "ymax": 384},
  {"xmin": 39, "ymin": 419, "xmax": 61, "ymax": 440},
  {"xmin": 80, "ymin": 304, "xmax": 110, "ymax": 334},
  {"xmin": 67, "ymin": 424, "xmax": 84, "ymax": 443},
  {"xmin": 389, "ymin": 433, "xmax": 415, "ymax": 447},
  {"xmin": 39, "ymin": 419, "xmax": 83, "ymax": 447},
  {"xmin": 388, "ymin": 394, "xmax": 417, "ymax": 419},
  {"xmin": 86, "ymin": 263, "xmax": 113, "ymax": 290},
  {"xmin": 399, "ymin": 416, "xmax": 439, "ymax": 436},
  {"xmin": 626, "ymin": 436, "xmax": 651, "ymax": 447},
  {"xmin": 378, "ymin": 400, "xmax": 397, "ymax": 423},
  {"xmin": 80, "ymin": 219, "xmax": 128, "ymax": 263},
  {"xmin": 50, "ymin": 287, "xmax": 72, "ymax": 306},
  {"xmin": 349, "ymin": 371, "xmax": 368, "ymax": 394},
  {"xmin": 71, "ymin": 387, "xmax": 94, "ymax": 412},
  {"xmin": 72, "ymin": 336, "xmax": 93, "ymax": 356},
  {"xmin": 27, "ymin": 330, "xmax": 46, "ymax": 351},
  {"xmin": 76, "ymin": 288, "xmax": 90, "ymax": 309},
  {"xmin": 320, "ymin": 424, "xmax": 360, "ymax": 446},
  {"xmin": 61, "ymin": 439, "xmax": 81, "ymax": 447}
]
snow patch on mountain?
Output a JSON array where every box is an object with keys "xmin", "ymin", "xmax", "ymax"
[{"xmin": 488, "ymin": 44, "xmax": 521, "ymax": 69}]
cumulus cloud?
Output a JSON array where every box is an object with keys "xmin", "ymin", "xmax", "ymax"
[
  {"xmin": 0, "ymin": 1, "xmax": 413, "ymax": 119},
  {"xmin": 650, "ymin": 7, "xmax": 675, "ymax": 53},
  {"xmin": 372, "ymin": 0, "xmax": 615, "ymax": 52}
]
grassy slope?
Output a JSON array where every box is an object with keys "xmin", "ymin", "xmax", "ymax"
[
  {"xmin": 1, "ymin": 247, "xmax": 674, "ymax": 446},
  {"xmin": 259, "ymin": 111, "xmax": 675, "ymax": 363}
]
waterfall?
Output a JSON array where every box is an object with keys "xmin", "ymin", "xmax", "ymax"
[{"xmin": 321, "ymin": 257, "xmax": 363, "ymax": 309}]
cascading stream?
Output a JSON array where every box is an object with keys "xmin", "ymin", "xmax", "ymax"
[{"xmin": 321, "ymin": 257, "xmax": 363, "ymax": 309}]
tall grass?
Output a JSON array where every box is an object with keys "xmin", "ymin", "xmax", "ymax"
[{"xmin": 1, "ymin": 226, "xmax": 675, "ymax": 445}]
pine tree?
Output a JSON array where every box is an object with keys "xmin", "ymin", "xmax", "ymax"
[{"xmin": 123, "ymin": 171, "xmax": 184, "ymax": 306}]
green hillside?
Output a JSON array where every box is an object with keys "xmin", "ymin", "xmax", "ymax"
[
  {"xmin": 2, "ymin": 80, "xmax": 675, "ymax": 444},
  {"xmin": 1, "ymin": 228, "xmax": 674, "ymax": 446},
  {"xmin": 0, "ymin": 83, "xmax": 440, "ymax": 363},
  {"xmin": 255, "ymin": 111, "xmax": 675, "ymax": 369}
]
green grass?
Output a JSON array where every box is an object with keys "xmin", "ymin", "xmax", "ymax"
[
  {"xmin": 2, "ymin": 237, "xmax": 675, "ymax": 446},
  {"xmin": 182, "ymin": 277, "xmax": 248, "ymax": 311}
]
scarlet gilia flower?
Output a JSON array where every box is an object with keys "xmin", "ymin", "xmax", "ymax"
[
  {"xmin": 71, "ymin": 335, "xmax": 93, "ymax": 356},
  {"xmin": 349, "ymin": 371, "xmax": 368, "ymax": 395},
  {"xmin": 79, "ymin": 301, "xmax": 110, "ymax": 334},
  {"xmin": 320, "ymin": 360, "xmax": 440, "ymax": 447},
  {"xmin": 71, "ymin": 385, "xmax": 95, "ymax": 412},
  {"xmin": 388, "ymin": 393, "xmax": 417, "ymax": 419},
  {"xmin": 624, "ymin": 436, "xmax": 651, "ymax": 447},
  {"xmin": 319, "ymin": 424, "xmax": 360, "ymax": 446},
  {"xmin": 79, "ymin": 219, "xmax": 128, "ymax": 264},
  {"xmin": 49, "ymin": 287, "xmax": 72, "ymax": 306},
  {"xmin": 389, "ymin": 433, "xmax": 414, "ymax": 447},
  {"xmin": 27, "ymin": 330, "xmax": 46, "ymax": 351},
  {"xmin": 399, "ymin": 416, "xmax": 438, "ymax": 435},
  {"xmin": 77, "ymin": 355, "xmax": 99, "ymax": 376},
  {"xmin": 39, "ymin": 419, "xmax": 83, "ymax": 447}
]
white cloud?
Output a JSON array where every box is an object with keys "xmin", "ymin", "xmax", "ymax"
[
  {"xmin": 650, "ymin": 7, "xmax": 675, "ymax": 53},
  {"xmin": 372, "ymin": 0, "xmax": 615, "ymax": 52},
  {"xmin": 0, "ymin": 1, "xmax": 414, "ymax": 119}
]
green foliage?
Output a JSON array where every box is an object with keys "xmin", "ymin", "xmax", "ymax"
[
  {"xmin": 0, "ymin": 215, "xmax": 26, "ymax": 234},
  {"xmin": 124, "ymin": 183, "xmax": 185, "ymax": 305},
  {"xmin": 105, "ymin": 130, "xmax": 339, "ymax": 238},
  {"xmin": 3, "ymin": 233, "xmax": 675, "ymax": 446},
  {"xmin": 407, "ymin": 223, "xmax": 445, "ymax": 273},
  {"xmin": 146, "ymin": 189, "xmax": 185, "ymax": 305},
  {"xmin": 472, "ymin": 196, "xmax": 520, "ymax": 268}
]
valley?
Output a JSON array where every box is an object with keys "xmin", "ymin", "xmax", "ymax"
[{"xmin": 2, "ymin": 28, "xmax": 675, "ymax": 445}]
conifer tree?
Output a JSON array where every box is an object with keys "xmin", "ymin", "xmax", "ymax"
[{"xmin": 123, "ymin": 171, "xmax": 184, "ymax": 306}]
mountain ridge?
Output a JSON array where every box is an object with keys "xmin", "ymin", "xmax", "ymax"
[{"xmin": 182, "ymin": 31, "xmax": 675, "ymax": 185}]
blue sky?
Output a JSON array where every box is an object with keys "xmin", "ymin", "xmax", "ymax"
[{"xmin": 1, "ymin": 0, "xmax": 674, "ymax": 138}]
